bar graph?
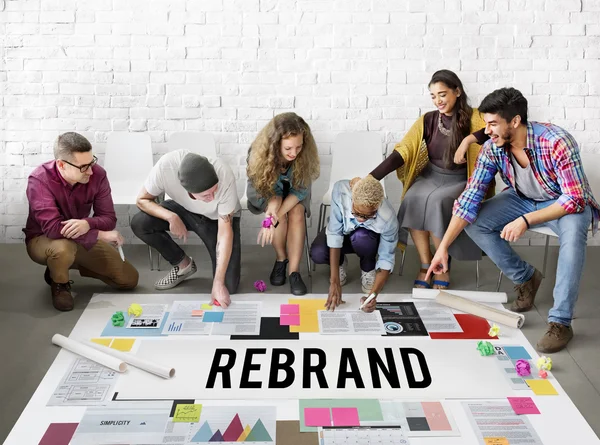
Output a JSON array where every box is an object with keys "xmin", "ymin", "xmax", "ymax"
[{"xmin": 167, "ymin": 322, "xmax": 183, "ymax": 332}]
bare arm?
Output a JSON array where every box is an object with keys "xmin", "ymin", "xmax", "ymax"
[
  {"xmin": 276, "ymin": 194, "xmax": 300, "ymax": 218},
  {"xmin": 136, "ymin": 187, "xmax": 176, "ymax": 222},
  {"xmin": 215, "ymin": 214, "xmax": 234, "ymax": 285}
]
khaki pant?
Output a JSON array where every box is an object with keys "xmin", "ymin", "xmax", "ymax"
[{"xmin": 26, "ymin": 236, "xmax": 139, "ymax": 289}]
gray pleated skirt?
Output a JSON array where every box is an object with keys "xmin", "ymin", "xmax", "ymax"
[{"xmin": 397, "ymin": 162, "xmax": 482, "ymax": 261}]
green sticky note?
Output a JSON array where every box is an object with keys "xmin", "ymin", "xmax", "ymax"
[
  {"xmin": 173, "ymin": 404, "xmax": 202, "ymax": 423},
  {"xmin": 298, "ymin": 399, "xmax": 383, "ymax": 432},
  {"xmin": 201, "ymin": 304, "xmax": 213, "ymax": 310}
]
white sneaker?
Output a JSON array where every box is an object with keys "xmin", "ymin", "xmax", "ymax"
[
  {"xmin": 155, "ymin": 257, "xmax": 197, "ymax": 290},
  {"xmin": 361, "ymin": 269, "xmax": 376, "ymax": 294},
  {"xmin": 339, "ymin": 257, "xmax": 347, "ymax": 286}
]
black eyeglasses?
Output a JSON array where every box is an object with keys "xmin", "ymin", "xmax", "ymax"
[
  {"xmin": 61, "ymin": 155, "xmax": 98, "ymax": 173},
  {"xmin": 352, "ymin": 207, "xmax": 377, "ymax": 220}
]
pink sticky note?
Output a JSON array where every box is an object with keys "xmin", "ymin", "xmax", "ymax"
[
  {"xmin": 508, "ymin": 397, "xmax": 541, "ymax": 415},
  {"xmin": 422, "ymin": 401, "xmax": 452, "ymax": 431},
  {"xmin": 280, "ymin": 304, "xmax": 300, "ymax": 315},
  {"xmin": 304, "ymin": 407, "xmax": 331, "ymax": 427},
  {"xmin": 331, "ymin": 407, "xmax": 360, "ymax": 426},
  {"xmin": 191, "ymin": 310, "xmax": 204, "ymax": 317},
  {"xmin": 280, "ymin": 314, "xmax": 300, "ymax": 326},
  {"xmin": 39, "ymin": 423, "xmax": 79, "ymax": 445}
]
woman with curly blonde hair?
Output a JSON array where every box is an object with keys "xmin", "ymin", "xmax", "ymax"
[
  {"xmin": 246, "ymin": 112, "xmax": 320, "ymax": 296},
  {"xmin": 310, "ymin": 176, "xmax": 399, "ymax": 312}
]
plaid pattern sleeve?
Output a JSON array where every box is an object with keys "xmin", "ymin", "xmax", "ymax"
[
  {"xmin": 551, "ymin": 131, "xmax": 589, "ymax": 215},
  {"xmin": 452, "ymin": 142, "xmax": 499, "ymax": 224}
]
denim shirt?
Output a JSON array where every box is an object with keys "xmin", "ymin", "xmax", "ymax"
[
  {"xmin": 326, "ymin": 180, "xmax": 399, "ymax": 272},
  {"xmin": 274, "ymin": 165, "xmax": 309, "ymax": 201}
]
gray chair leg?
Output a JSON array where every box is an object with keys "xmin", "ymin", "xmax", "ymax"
[
  {"xmin": 496, "ymin": 271, "xmax": 503, "ymax": 292},
  {"xmin": 157, "ymin": 252, "xmax": 161, "ymax": 271},
  {"xmin": 476, "ymin": 260, "xmax": 480, "ymax": 289},
  {"xmin": 541, "ymin": 235, "xmax": 549, "ymax": 278},
  {"xmin": 148, "ymin": 245, "xmax": 154, "ymax": 270},
  {"xmin": 398, "ymin": 249, "xmax": 406, "ymax": 276}
]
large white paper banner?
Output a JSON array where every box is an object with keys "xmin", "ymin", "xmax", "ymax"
[{"xmin": 114, "ymin": 338, "xmax": 513, "ymax": 401}]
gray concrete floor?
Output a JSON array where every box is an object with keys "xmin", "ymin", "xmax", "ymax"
[{"xmin": 1, "ymin": 243, "xmax": 599, "ymax": 441}]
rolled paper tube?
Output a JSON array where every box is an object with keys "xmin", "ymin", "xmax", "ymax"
[
  {"xmin": 413, "ymin": 288, "xmax": 508, "ymax": 303},
  {"xmin": 84, "ymin": 340, "xmax": 175, "ymax": 379},
  {"xmin": 435, "ymin": 291, "xmax": 525, "ymax": 329},
  {"xmin": 52, "ymin": 334, "xmax": 127, "ymax": 373}
]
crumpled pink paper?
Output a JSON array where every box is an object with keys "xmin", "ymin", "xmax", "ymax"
[
  {"xmin": 262, "ymin": 218, "xmax": 273, "ymax": 228},
  {"xmin": 515, "ymin": 359, "xmax": 531, "ymax": 377},
  {"xmin": 254, "ymin": 280, "xmax": 267, "ymax": 292}
]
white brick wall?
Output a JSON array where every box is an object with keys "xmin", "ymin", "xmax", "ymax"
[{"xmin": 2, "ymin": 0, "xmax": 600, "ymax": 246}]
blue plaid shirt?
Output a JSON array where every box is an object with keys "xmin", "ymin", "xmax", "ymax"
[
  {"xmin": 453, "ymin": 122, "xmax": 600, "ymax": 234},
  {"xmin": 326, "ymin": 180, "xmax": 399, "ymax": 271}
]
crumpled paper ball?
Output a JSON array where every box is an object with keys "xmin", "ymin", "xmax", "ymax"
[
  {"xmin": 111, "ymin": 311, "xmax": 125, "ymax": 327},
  {"xmin": 476, "ymin": 341, "xmax": 495, "ymax": 356},
  {"xmin": 254, "ymin": 280, "xmax": 267, "ymax": 292},
  {"xmin": 538, "ymin": 369, "xmax": 548, "ymax": 379},
  {"xmin": 128, "ymin": 303, "xmax": 143, "ymax": 317},
  {"xmin": 536, "ymin": 355, "xmax": 552, "ymax": 371},
  {"xmin": 515, "ymin": 359, "xmax": 531, "ymax": 376},
  {"xmin": 262, "ymin": 217, "xmax": 273, "ymax": 228},
  {"xmin": 488, "ymin": 323, "xmax": 500, "ymax": 337}
]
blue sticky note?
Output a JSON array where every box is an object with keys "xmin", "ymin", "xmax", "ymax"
[
  {"xmin": 100, "ymin": 313, "xmax": 169, "ymax": 337},
  {"xmin": 203, "ymin": 311, "xmax": 224, "ymax": 323},
  {"xmin": 503, "ymin": 346, "xmax": 531, "ymax": 360}
]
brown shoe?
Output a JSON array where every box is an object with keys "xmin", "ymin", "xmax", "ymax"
[
  {"xmin": 537, "ymin": 322, "xmax": 573, "ymax": 353},
  {"xmin": 51, "ymin": 281, "xmax": 74, "ymax": 311},
  {"xmin": 510, "ymin": 268, "xmax": 543, "ymax": 312}
]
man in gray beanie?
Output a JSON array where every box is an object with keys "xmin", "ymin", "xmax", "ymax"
[{"xmin": 132, "ymin": 149, "xmax": 241, "ymax": 307}]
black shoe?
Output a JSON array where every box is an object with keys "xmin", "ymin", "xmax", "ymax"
[
  {"xmin": 289, "ymin": 272, "xmax": 307, "ymax": 296},
  {"xmin": 44, "ymin": 267, "xmax": 52, "ymax": 286},
  {"xmin": 270, "ymin": 259, "xmax": 288, "ymax": 286}
]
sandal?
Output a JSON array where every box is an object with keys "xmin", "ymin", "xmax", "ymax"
[
  {"xmin": 414, "ymin": 263, "xmax": 432, "ymax": 289},
  {"xmin": 432, "ymin": 257, "xmax": 451, "ymax": 289}
]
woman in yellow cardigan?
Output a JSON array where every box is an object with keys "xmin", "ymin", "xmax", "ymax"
[{"xmin": 370, "ymin": 70, "xmax": 490, "ymax": 289}]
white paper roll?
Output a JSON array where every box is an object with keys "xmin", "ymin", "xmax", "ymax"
[
  {"xmin": 52, "ymin": 334, "xmax": 128, "ymax": 373},
  {"xmin": 435, "ymin": 291, "xmax": 525, "ymax": 329},
  {"xmin": 84, "ymin": 340, "xmax": 175, "ymax": 379},
  {"xmin": 413, "ymin": 288, "xmax": 508, "ymax": 303}
]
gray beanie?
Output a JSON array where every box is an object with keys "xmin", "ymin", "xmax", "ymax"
[{"xmin": 178, "ymin": 153, "xmax": 219, "ymax": 193}]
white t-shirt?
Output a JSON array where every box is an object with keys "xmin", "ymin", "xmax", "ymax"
[{"xmin": 144, "ymin": 149, "xmax": 241, "ymax": 220}]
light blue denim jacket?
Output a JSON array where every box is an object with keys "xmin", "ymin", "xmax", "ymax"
[{"xmin": 326, "ymin": 180, "xmax": 399, "ymax": 272}]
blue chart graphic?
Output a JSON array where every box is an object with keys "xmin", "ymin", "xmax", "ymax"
[{"xmin": 167, "ymin": 322, "xmax": 183, "ymax": 332}]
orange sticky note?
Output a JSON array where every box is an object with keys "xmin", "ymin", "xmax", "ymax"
[
  {"xmin": 191, "ymin": 310, "xmax": 204, "ymax": 317},
  {"xmin": 110, "ymin": 338, "xmax": 135, "ymax": 352},
  {"xmin": 484, "ymin": 438, "xmax": 509, "ymax": 445}
]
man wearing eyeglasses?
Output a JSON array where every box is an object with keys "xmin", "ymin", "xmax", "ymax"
[
  {"xmin": 310, "ymin": 175, "xmax": 399, "ymax": 312},
  {"xmin": 23, "ymin": 132, "xmax": 139, "ymax": 311}
]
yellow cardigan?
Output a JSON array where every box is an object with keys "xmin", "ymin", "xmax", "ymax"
[{"xmin": 394, "ymin": 108, "xmax": 489, "ymax": 199}]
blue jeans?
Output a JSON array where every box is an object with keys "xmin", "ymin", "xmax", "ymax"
[{"xmin": 465, "ymin": 188, "xmax": 592, "ymax": 326}]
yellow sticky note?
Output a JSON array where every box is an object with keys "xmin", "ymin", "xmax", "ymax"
[
  {"xmin": 110, "ymin": 338, "xmax": 136, "ymax": 352},
  {"xmin": 173, "ymin": 404, "xmax": 202, "ymax": 423},
  {"xmin": 91, "ymin": 338, "xmax": 112, "ymax": 347},
  {"xmin": 484, "ymin": 438, "xmax": 509, "ymax": 445},
  {"xmin": 201, "ymin": 304, "xmax": 213, "ymax": 310},
  {"xmin": 289, "ymin": 299, "xmax": 327, "ymax": 333},
  {"xmin": 527, "ymin": 379, "xmax": 558, "ymax": 395}
]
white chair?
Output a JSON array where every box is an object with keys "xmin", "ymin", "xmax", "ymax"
[
  {"xmin": 105, "ymin": 132, "xmax": 153, "ymax": 206},
  {"xmin": 104, "ymin": 132, "xmax": 156, "ymax": 269},
  {"xmin": 313, "ymin": 132, "xmax": 386, "ymax": 271},
  {"xmin": 496, "ymin": 152, "xmax": 600, "ymax": 291}
]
